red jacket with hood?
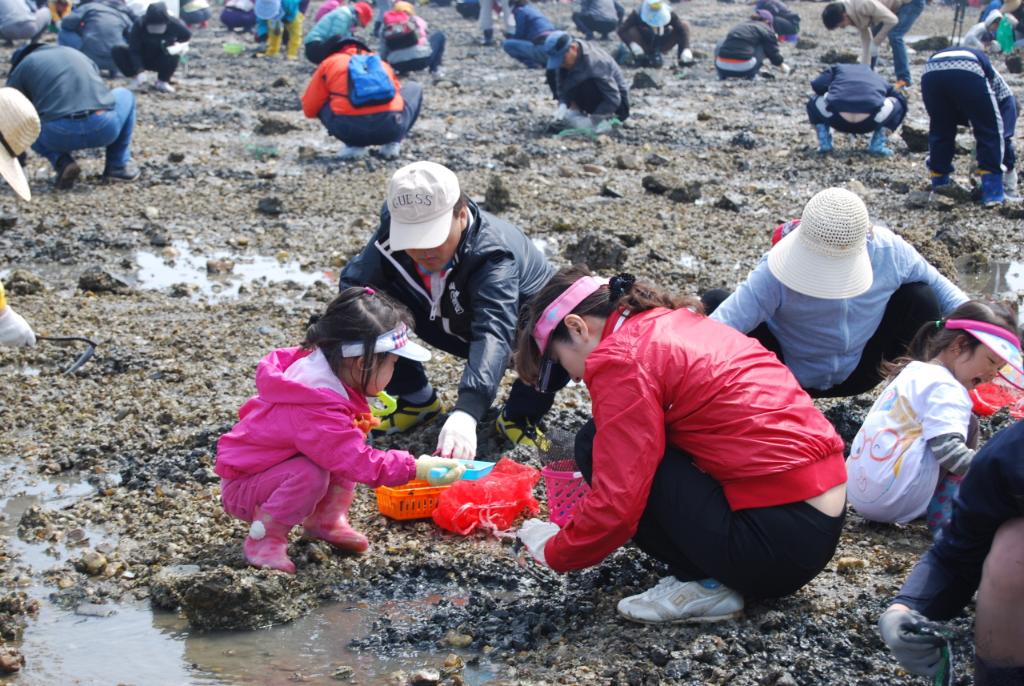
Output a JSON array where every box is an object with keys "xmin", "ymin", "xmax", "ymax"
[{"xmin": 543, "ymin": 307, "xmax": 846, "ymax": 573}]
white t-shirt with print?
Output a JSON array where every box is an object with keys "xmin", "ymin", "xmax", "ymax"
[{"xmin": 846, "ymin": 361, "xmax": 971, "ymax": 524}]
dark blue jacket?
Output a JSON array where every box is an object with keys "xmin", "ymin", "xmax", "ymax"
[
  {"xmin": 512, "ymin": 4, "xmax": 554, "ymax": 43},
  {"xmin": 925, "ymin": 47, "xmax": 1017, "ymax": 137},
  {"xmin": 894, "ymin": 421, "xmax": 1024, "ymax": 619},
  {"xmin": 811, "ymin": 64, "xmax": 896, "ymax": 113}
]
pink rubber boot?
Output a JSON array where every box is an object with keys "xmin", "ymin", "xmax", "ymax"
[
  {"xmin": 302, "ymin": 485, "xmax": 369, "ymax": 553},
  {"xmin": 243, "ymin": 506, "xmax": 296, "ymax": 574}
]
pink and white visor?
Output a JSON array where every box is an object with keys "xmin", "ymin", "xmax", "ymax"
[
  {"xmin": 946, "ymin": 318, "xmax": 1024, "ymax": 390},
  {"xmin": 532, "ymin": 276, "xmax": 608, "ymax": 354},
  {"xmin": 340, "ymin": 323, "xmax": 431, "ymax": 362}
]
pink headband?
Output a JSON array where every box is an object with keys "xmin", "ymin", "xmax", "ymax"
[
  {"xmin": 532, "ymin": 276, "xmax": 608, "ymax": 354},
  {"xmin": 945, "ymin": 319, "xmax": 1021, "ymax": 351}
]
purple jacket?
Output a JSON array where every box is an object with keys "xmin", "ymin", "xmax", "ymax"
[{"xmin": 215, "ymin": 346, "xmax": 417, "ymax": 486}]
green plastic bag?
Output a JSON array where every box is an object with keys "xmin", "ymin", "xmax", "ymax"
[{"xmin": 996, "ymin": 17, "xmax": 1015, "ymax": 55}]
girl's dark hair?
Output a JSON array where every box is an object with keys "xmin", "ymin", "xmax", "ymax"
[
  {"xmin": 514, "ymin": 265, "xmax": 703, "ymax": 385},
  {"xmin": 302, "ymin": 286, "xmax": 413, "ymax": 393},
  {"xmin": 882, "ymin": 299, "xmax": 1020, "ymax": 379}
]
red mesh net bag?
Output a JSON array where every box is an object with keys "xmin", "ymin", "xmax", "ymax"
[{"xmin": 432, "ymin": 458, "xmax": 540, "ymax": 535}]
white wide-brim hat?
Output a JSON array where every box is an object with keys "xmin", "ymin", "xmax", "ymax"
[
  {"xmin": 0, "ymin": 88, "xmax": 40, "ymax": 201},
  {"xmin": 767, "ymin": 187, "xmax": 873, "ymax": 299}
]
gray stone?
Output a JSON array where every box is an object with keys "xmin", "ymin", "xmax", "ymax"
[
  {"xmin": 484, "ymin": 176, "xmax": 512, "ymax": 212},
  {"xmin": 76, "ymin": 550, "xmax": 107, "ymax": 576},
  {"xmin": 408, "ymin": 670, "xmax": 440, "ymax": 686},
  {"xmin": 667, "ymin": 181, "xmax": 702, "ymax": 204},
  {"xmin": 730, "ymin": 131, "xmax": 758, "ymax": 150},
  {"xmin": 255, "ymin": 115, "xmax": 299, "ymax": 136},
  {"xmin": 257, "ymin": 197, "xmax": 284, "ymax": 215},
  {"xmin": 714, "ymin": 193, "xmax": 744, "ymax": 212},
  {"xmin": 641, "ymin": 173, "xmax": 676, "ymax": 195},
  {"xmin": 4, "ymin": 269, "xmax": 45, "ymax": 295},
  {"xmin": 206, "ymin": 258, "xmax": 235, "ymax": 275},
  {"xmin": 78, "ymin": 267, "xmax": 129, "ymax": 294},
  {"xmin": 795, "ymin": 38, "xmax": 818, "ymax": 50},
  {"xmin": 900, "ymin": 121, "xmax": 929, "ymax": 153},
  {"xmin": 631, "ymin": 71, "xmax": 661, "ymax": 90},
  {"xmin": 600, "ymin": 182, "xmax": 625, "ymax": 198},
  {"xmin": 615, "ymin": 153, "xmax": 643, "ymax": 170},
  {"xmin": 566, "ymin": 232, "xmax": 628, "ymax": 270},
  {"xmin": 645, "ymin": 152, "xmax": 671, "ymax": 167},
  {"xmin": 820, "ymin": 49, "xmax": 859, "ymax": 64},
  {"xmin": 909, "ymin": 36, "xmax": 949, "ymax": 51},
  {"xmin": 1008, "ymin": 55, "xmax": 1023, "ymax": 74}
]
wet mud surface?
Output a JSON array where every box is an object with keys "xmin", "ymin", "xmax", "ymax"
[{"xmin": 1, "ymin": 0, "xmax": 1023, "ymax": 682}]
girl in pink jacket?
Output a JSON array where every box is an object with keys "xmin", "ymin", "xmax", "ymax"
[{"xmin": 216, "ymin": 287, "xmax": 464, "ymax": 573}]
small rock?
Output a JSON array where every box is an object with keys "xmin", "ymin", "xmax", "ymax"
[
  {"xmin": 271, "ymin": 76, "xmax": 291, "ymax": 88},
  {"xmin": 0, "ymin": 647, "xmax": 24, "ymax": 674},
  {"xmin": 615, "ymin": 153, "xmax": 643, "ymax": 170},
  {"xmin": 170, "ymin": 283, "xmax": 198, "ymax": 298},
  {"xmin": 645, "ymin": 152, "xmax": 671, "ymax": 167},
  {"xmin": 558, "ymin": 165, "xmax": 576, "ymax": 178},
  {"xmin": 820, "ymin": 49, "xmax": 859, "ymax": 64},
  {"xmin": 144, "ymin": 206, "xmax": 160, "ymax": 221},
  {"xmin": 600, "ymin": 182, "xmax": 625, "ymax": 198},
  {"xmin": 408, "ymin": 669, "xmax": 440, "ymax": 685},
  {"xmin": 443, "ymin": 654, "xmax": 464, "ymax": 670},
  {"xmin": 631, "ymin": 71, "xmax": 661, "ymax": 90},
  {"xmin": 148, "ymin": 230, "xmax": 171, "ymax": 247},
  {"xmin": 257, "ymin": 197, "xmax": 284, "ymax": 215},
  {"xmin": 206, "ymin": 258, "xmax": 235, "ymax": 275},
  {"xmin": 999, "ymin": 203, "xmax": 1024, "ymax": 219},
  {"xmin": 836, "ymin": 557, "xmax": 868, "ymax": 573},
  {"xmin": 4, "ymin": 269, "xmax": 45, "ymax": 295},
  {"xmin": 443, "ymin": 630, "xmax": 473, "ymax": 648},
  {"xmin": 846, "ymin": 179, "xmax": 868, "ymax": 198},
  {"xmin": 168, "ymin": 152, "xmax": 186, "ymax": 163},
  {"xmin": 255, "ymin": 114, "xmax": 300, "ymax": 136},
  {"xmin": 1007, "ymin": 55, "xmax": 1023, "ymax": 74},
  {"xmin": 581, "ymin": 163, "xmax": 606, "ymax": 176},
  {"xmin": 933, "ymin": 182, "xmax": 972, "ymax": 204},
  {"xmin": 900, "ymin": 121, "xmax": 929, "ymax": 153},
  {"xmin": 668, "ymin": 181, "xmax": 702, "ymax": 204},
  {"xmin": 730, "ymin": 131, "xmax": 758, "ymax": 150},
  {"xmin": 75, "ymin": 602, "xmax": 116, "ymax": 617},
  {"xmin": 77, "ymin": 550, "xmax": 107, "ymax": 576},
  {"xmin": 641, "ymin": 173, "xmax": 676, "ymax": 195},
  {"xmin": 331, "ymin": 665, "xmax": 355, "ymax": 681},
  {"xmin": 649, "ymin": 646, "xmax": 670, "ymax": 667},
  {"xmin": 773, "ymin": 672, "xmax": 799, "ymax": 686},
  {"xmin": 795, "ymin": 38, "xmax": 818, "ymax": 50},
  {"xmin": 484, "ymin": 176, "xmax": 512, "ymax": 213},
  {"xmin": 567, "ymin": 232, "xmax": 628, "ymax": 270},
  {"xmin": 714, "ymin": 193, "xmax": 743, "ymax": 212},
  {"xmin": 78, "ymin": 267, "xmax": 129, "ymax": 294},
  {"xmin": 0, "ymin": 213, "xmax": 17, "ymax": 230},
  {"xmin": 909, "ymin": 35, "xmax": 949, "ymax": 51},
  {"xmin": 697, "ymin": 111, "xmax": 712, "ymax": 122}
]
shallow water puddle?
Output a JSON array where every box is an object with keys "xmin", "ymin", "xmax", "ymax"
[
  {"xmin": 134, "ymin": 241, "xmax": 329, "ymax": 301},
  {"xmin": 0, "ymin": 464, "xmax": 494, "ymax": 685},
  {"xmin": 956, "ymin": 258, "xmax": 1024, "ymax": 302}
]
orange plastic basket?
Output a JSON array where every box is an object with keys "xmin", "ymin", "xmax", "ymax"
[{"xmin": 375, "ymin": 480, "xmax": 448, "ymax": 520}]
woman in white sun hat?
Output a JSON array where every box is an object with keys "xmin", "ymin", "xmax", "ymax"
[
  {"xmin": 616, "ymin": 0, "xmax": 693, "ymax": 68},
  {"xmin": 706, "ymin": 187, "xmax": 969, "ymax": 398},
  {"xmin": 0, "ymin": 87, "xmax": 40, "ymax": 348}
]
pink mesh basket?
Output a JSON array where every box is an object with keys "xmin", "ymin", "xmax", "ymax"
[{"xmin": 541, "ymin": 459, "xmax": 591, "ymax": 527}]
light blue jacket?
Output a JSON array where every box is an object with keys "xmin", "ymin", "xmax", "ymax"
[
  {"xmin": 710, "ymin": 225, "xmax": 969, "ymax": 391},
  {"xmin": 305, "ymin": 5, "xmax": 356, "ymax": 44}
]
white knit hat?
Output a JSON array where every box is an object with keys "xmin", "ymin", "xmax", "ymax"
[
  {"xmin": 0, "ymin": 88, "xmax": 40, "ymax": 201},
  {"xmin": 767, "ymin": 187, "xmax": 873, "ymax": 299}
]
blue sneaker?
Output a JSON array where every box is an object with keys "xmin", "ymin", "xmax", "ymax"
[
  {"xmin": 867, "ymin": 128, "xmax": 893, "ymax": 157},
  {"xmin": 815, "ymin": 124, "xmax": 833, "ymax": 154}
]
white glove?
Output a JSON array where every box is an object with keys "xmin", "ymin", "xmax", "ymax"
[
  {"xmin": 564, "ymin": 111, "xmax": 593, "ymax": 130},
  {"xmin": 414, "ymin": 455, "xmax": 466, "ymax": 486},
  {"xmin": 516, "ymin": 518, "xmax": 560, "ymax": 567},
  {"xmin": 680, "ymin": 48, "xmax": 693, "ymax": 64},
  {"xmin": 553, "ymin": 102, "xmax": 568, "ymax": 121},
  {"xmin": 780, "ymin": 63, "xmax": 791, "ymax": 75},
  {"xmin": 870, "ymin": 42, "xmax": 879, "ymax": 59},
  {"xmin": 166, "ymin": 41, "xmax": 190, "ymax": 56},
  {"xmin": 436, "ymin": 410, "xmax": 477, "ymax": 460},
  {"xmin": 878, "ymin": 605, "xmax": 947, "ymax": 677},
  {"xmin": 0, "ymin": 306, "xmax": 36, "ymax": 347},
  {"xmin": 629, "ymin": 41, "xmax": 644, "ymax": 57}
]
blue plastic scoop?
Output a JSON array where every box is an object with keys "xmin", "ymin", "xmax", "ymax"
[{"xmin": 429, "ymin": 459, "xmax": 495, "ymax": 482}]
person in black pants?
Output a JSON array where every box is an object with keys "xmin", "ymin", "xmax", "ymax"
[
  {"xmin": 806, "ymin": 64, "xmax": 907, "ymax": 157},
  {"xmin": 112, "ymin": 2, "xmax": 191, "ymax": 94},
  {"xmin": 542, "ymin": 31, "xmax": 629, "ymax": 130}
]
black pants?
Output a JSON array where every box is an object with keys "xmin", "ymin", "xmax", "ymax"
[
  {"xmin": 572, "ymin": 12, "xmax": 619, "ymax": 39},
  {"xmin": 771, "ymin": 15, "xmax": 799, "ymax": 35},
  {"xmin": 385, "ymin": 356, "xmax": 568, "ymax": 422},
  {"xmin": 111, "ymin": 45, "xmax": 180, "ymax": 82},
  {"xmin": 545, "ymin": 77, "xmax": 630, "ymax": 121},
  {"xmin": 574, "ymin": 420, "xmax": 845, "ymax": 599},
  {"xmin": 701, "ymin": 281, "xmax": 941, "ymax": 398}
]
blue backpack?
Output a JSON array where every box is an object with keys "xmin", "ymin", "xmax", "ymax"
[{"xmin": 348, "ymin": 54, "xmax": 396, "ymax": 107}]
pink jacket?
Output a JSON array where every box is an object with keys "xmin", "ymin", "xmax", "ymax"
[
  {"xmin": 215, "ymin": 347, "xmax": 418, "ymax": 486},
  {"xmin": 314, "ymin": 0, "xmax": 344, "ymax": 24}
]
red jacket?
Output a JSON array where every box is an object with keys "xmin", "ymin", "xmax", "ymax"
[
  {"xmin": 543, "ymin": 308, "xmax": 846, "ymax": 573},
  {"xmin": 302, "ymin": 49, "xmax": 404, "ymax": 118}
]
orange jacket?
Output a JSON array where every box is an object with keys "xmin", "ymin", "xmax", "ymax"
[
  {"xmin": 302, "ymin": 49, "xmax": 404, "ymax": 118},
  {"xmin": 544, "ymin": 307, "xmax": 847, "ymax": 573}
]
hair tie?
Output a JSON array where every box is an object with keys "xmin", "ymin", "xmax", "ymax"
[
  {"xmin": 608, "ymin": 274, "xmax": 636, "ymax": 301},
  {"xmin": 364, "ymin": 287, "xmax": 375, "ymax": 295}
]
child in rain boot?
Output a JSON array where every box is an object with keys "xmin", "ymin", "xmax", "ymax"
[
  {"xmin": 815, "ymin": 123, "xmax": 833, "ymax": 154},
  {"xmin": 866, "ymin": 127, "xmax": 892, "ymax": 157},
  {"xmin": 216, "ymin": 287, "xmax": 465, "ymax": 574},
  {"xmin": 979, "ymin": 171, "xmax": 1005, "ymax": 207}
]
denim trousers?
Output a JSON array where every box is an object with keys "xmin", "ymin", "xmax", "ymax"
[
  {"xmin": 888, "ymin": 0, "xmax": 925, "ymax": 84},
  {"xmin": 31, "ymin": 87, "xmax": 136, "ymax": 170}
]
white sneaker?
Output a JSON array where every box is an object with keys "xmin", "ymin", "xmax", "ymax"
[
  {"xmin": 616, "ymin": 577, "xmax": 743, "ymax": 625},
  {"xmin": 128, "ymin": 74, "xmax": 147, "ymax": 91},
  {"xmin": 1005, "ymin": 169, "xmax": 1021, "ymax": 202},
  {"xmin": 378, "ymin": 142, "xmax": 401, "ymax": 159},
  {"xmin": 339, "ymin": 145, "xmax": 367, "ymax": 160},
  {"xmin": 153, "ymin": 80, "xmax": 175, "ymax": 93}
]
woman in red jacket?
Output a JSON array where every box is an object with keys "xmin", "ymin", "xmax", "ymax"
[{"xmin": 515, "ymin": 266, "xmax": 848, "ymax": 624}]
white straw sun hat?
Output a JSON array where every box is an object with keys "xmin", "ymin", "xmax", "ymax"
[
  {"xmin": 767, "ymin": 187, "xmax": 873, "ymax": 299},
  {"xmin": 0, "ymin": 88, "xmax": 40, "ymax": 201}
]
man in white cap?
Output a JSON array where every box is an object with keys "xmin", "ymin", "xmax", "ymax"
[
  {"xmin": 340, "ymin": 161, "xmax": 559, "ymax": 459},
  {"xmin": 0, "ymin": 86, "xmax": 39, "ymax": 348},
  {"xmin": 704, "ymin": 187, "xmax": 969, "ymax": 398}
]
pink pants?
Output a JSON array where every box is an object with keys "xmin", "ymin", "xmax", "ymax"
[{"xmin": 220, "ymin": 456, "xmax": 354, "ymax": 526}]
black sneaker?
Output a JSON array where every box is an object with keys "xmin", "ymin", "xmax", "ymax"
[
  {"xmin": 102, "ymin": 163, "xmax": 140, "ymax": 182},
  {"xmin": 54, "ymin": 155, "xmax": 80, "ymax": 190}
]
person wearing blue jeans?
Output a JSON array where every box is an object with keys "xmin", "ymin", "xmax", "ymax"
[
  {"xmin": 921, "ymin": 47, "xmax": 1017, "ymax": 206},
  {"xmin": 6, "ymin": 44, "xmax": 139, "ymax": 190},
  {"xmin": 882, "ymin": 0, "xmax": 924, "ymax": 87},
  {"xmin": 501, "ymin": 0, "xmax": 555, "ymax": 68}
]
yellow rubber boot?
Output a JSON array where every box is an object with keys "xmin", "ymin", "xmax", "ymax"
[
  {"xmin": 285, "ymin": 13, "xmax": 303, "ymax": 60},
  {"xmin": 264, "ymin": 23, "xmax": 283, "ymax": 57}
]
